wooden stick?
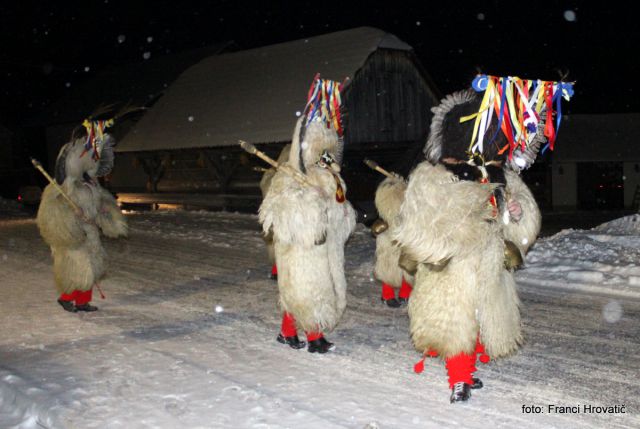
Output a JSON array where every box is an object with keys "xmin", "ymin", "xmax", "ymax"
[
  {"xmin": 31, "ymin": 158, "xmax": 81, "ymax": 212},
  {"xmin": 239, "ymin": 140, "xmax": 311, "ymax": 186},
  {"xmin": 363, "ymin": 158, "xmax": 399, "ymax": 179},
  {"xmin": 31, "ymin": 158, "xmax": 96, "ymax": 225}
]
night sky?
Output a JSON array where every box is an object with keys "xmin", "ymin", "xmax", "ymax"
[{"xmin": 1, "ymin": 0, "xmax": 638, "ymax": 124}]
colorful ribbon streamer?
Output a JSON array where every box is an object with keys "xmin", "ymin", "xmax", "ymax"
[
  {"xmin": 303, "ymin": 73, "xmax": 344, "ymax": 137},
  {"xmin": 465, "ymin": 75, "xmax": 574, "ymax": 160},
  {"xmin": 80, "ymin": 118, "xmax": 114, "ymax": 161}
]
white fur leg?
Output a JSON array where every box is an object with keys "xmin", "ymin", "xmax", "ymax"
[
  {"xmin": 374, "ymin": 232, "xmax": 404, "ymax": 288},
  {"xmin": 408, "ymin": 260, "xmax": 479, "ymax": 357},
  {"xmin": 478, "ymin": 269, "xmax": 523, "ymax": 358}
]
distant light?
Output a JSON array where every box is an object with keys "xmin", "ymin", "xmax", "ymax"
[
  {"xmin": 117, "ymin": 34, "xmax": 126, "ymax": 43},
  {"xmin": 142, "ymin": 51, "xmax": 151, "ymax": 60},
  {"xmin": 188, "ymin": 115, "xmax": 194, "ymax": 122},
  {"xmin": 17, "ymin": 195, "xmax": 22, "ymax": 201},
  {"xmin": 563, "ymin": 10, "xmax": 576, "ymax": 22},
  {"xmin": 215, "ymin": 305, "xmax": 224, "ymax": 313},
  {"xmin": 416, "ymin": 21, "xmax": 421, "ymax": 26},
  {"xmin": 84, "ymin": 66, "xmax": 90, "ymax": 72},
  {"xmin": 477, "ymin": 13, "xmax": 485, "ymax": 21},
  {"xmin": 295, "ymin": 111, "xmax": 301, "ymax": 117},
  {"xmin": 147, "ymin": 36, "xmax": 153, "ymax": 43},
  {"xmin": 65, "ymin": 82, "xmax": 71, "ymax": 88}
]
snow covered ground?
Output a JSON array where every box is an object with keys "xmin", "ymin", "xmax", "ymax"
[{"xmin": 0, "ymin": 201, "xmax": 638, "ymax": 429}]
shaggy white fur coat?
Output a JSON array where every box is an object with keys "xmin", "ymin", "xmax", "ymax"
[
  {"xmin": 259, "ymin": 120, "xmax": 356, "ymax": 332},
  {"xmin": 259, "ymin": 144, "xmax": 291, "ymax": 268},
  {"xmin": 37, "ymin": 138, "xmax": 128, "ymax": 295},
  {"xmin": 392, "ymin": 162, "xmax": 540, "ymax": 359},
  {"xmin": 373, "ymin": 176, "xmax": 414, "ymax": 288}
]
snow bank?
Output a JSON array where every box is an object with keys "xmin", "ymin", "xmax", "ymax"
[{"xmin": 518, "ymin": 214, "xmax": 640, "ymax": 298}]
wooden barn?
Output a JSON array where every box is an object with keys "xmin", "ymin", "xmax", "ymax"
[{"xmin": 112, "ymin": 27, "xmax": 441, "ymax": 214}]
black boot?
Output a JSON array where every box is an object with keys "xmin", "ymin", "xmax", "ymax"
[
  {"xmin": 307, "ymin": 337, "xmax": 335, "ymax": 354},
  {"xmin": 381, "ymin": 297, "xmax": 401, "ymax": 308},
  {"xmin": 471, "ymin": 377, "xmax": 483, "ymax": 389},
  {"xmin": 75, "ymin": 303, "xmax": 98, "ymax": 312},
  {"xmin": 57, "ymin": 299, "xmax": 77, "ymax": 312},
  {"xmin": 269, "ymin": 273, "xmax": 278, "ymax": 281},
  {"xmin": 450, "ymin": 382, "xmax": 472, "ymax": 403},
  {"xmin": 277, "ymin": 333, "xmax": 306, "ymax": 349},
  {"xmin": 397, "ymin": 297, "xmax": 409, "ymax": 306}
]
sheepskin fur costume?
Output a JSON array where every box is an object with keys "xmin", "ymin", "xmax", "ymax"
[
  {"xmin": 393, "ymin": 89, "xmax": 542, "ymax": 359},
  {"xmin": 37, "ymin": 134, "xmax": 128, "ymax": 295},
  {"xmin": 259, "ymin": 144, "xmax": 291, "ymax": 268},
  {"xmin": 259, "ymin": 118, "xmax": 356, "ymax": 332},
  {"xmin": 373, "ymin": 176, "xmax": 414, "ymax": 289},
  {"xmin": 392, "ymin": 162, "xmax": 540, "ymax": 358}
]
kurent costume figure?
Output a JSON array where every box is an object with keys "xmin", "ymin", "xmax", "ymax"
[
  {"xmin": 259, "ymin": 77, "xmax": 356, "ymax": 354},
  {"xmin": 371, "ymin": 171, "xmax": 413, "ymax": 307},
  {"xmin": 258, "ymin": 144, "xmax": 291, "ymax": 280},
  {"xmin": 37, "ymin": 119, "xmax": 128, "ymax": 312},
  {"xmin": 393, "ymin": 76, "xmax": 573, "ymax": 402}
]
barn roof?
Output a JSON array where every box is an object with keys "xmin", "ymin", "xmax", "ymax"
[
  {"xmin": 552, "ymin": 113, "xmax": 640, "ymax": 162},
  {"xmin": 32, "ymin": 43, "xmax": 233, "ymax": 127},
  {"xmin": 116, "ymin": 27, "xmax": 414, "ymax": 153}
]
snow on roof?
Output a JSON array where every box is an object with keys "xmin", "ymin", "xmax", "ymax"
[
  {"xmin": 553, "ymin": 113, "xmax": 640, "ymax": 162},
  {"xmin": 116, "ymin": 27, "xmax": 413, "ymax": 153}
]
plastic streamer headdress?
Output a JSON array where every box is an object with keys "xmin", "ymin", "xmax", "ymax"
[
  {"xmin": 461, "ymin": 75, "xmax": 574, "ymax": 161},
  {"xmin": 301, "ymin": 73, "xmax": 345, "ymax": 137},
  {"xmin": 80, "ymin": 118, "xmax": 114, "ymax": 161}
]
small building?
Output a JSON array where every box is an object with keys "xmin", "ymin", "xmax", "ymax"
[
  {"xmin": 113, "ymin": 26, "xmax": 441, "ymax": 212},
  {"xmin": 551, "ymin": 113, "xmax": 640, "ymax": 210}
]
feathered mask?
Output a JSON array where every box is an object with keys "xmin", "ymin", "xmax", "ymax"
[
  {"xmin": 424, "ymin": 75, "xmax": 574, "ymax": 172},
  {"xmin": 80, "ymin": 118, "xmax": 114, "ymax": 161}
]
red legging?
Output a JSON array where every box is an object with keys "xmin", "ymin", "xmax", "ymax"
[
  {"xmin": 381, "ymin": 278, "xmax": 413, "ymax": 300},
  {"xmin": 399, "ymin": 278, "xmax": 412, "ymax": 299},
  {"xmin": 444, "ymin": 338, "xmax": 489, "ymax": 387},
  {"xmin": 59, "ymin": 288, "xmax": 93, "ymax": 305},
  {"xmin": 381, "ymin": 283, "xmax": 396, "ymax": 300},
  {"xmin": 280, "ymin": 312, "xmax": 324, "ymax": 340},
  {"xmin": 445, "ymin": 352, "xmax": 477, "ymax": 388}
]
